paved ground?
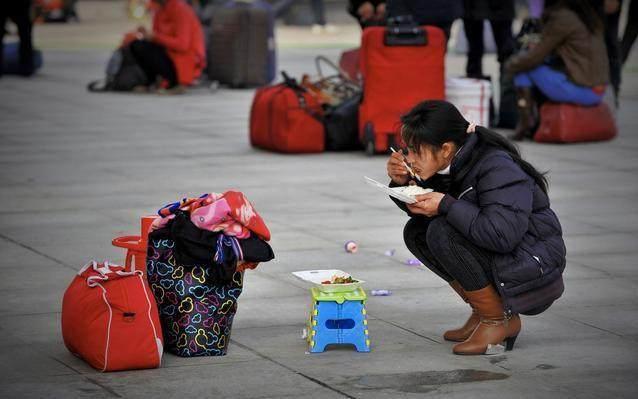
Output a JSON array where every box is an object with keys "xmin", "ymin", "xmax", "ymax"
[{"xmin": 1, "ymin": 1, "xmax": 638, "ymax": 398}]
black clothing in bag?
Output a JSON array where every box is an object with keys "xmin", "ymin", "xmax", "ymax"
[{"xmin": 169, "ymin": 211, "xmax": 274, "ymax": 282}]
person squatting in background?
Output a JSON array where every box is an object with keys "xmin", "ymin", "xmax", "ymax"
[
  {"xmin": 388, "ymin": 100, "xmax": 565, "ymax": 355},
  {"xmin": 0, "ymin": 0, "xmax": 34, "ymax": 77},
  {"xmin": 505, "ymin": 0, "xmax": 608, "ymax": 141},
  {"xmin": 129, "ymin": 0, "xmax": 205, "ymax": 93}
]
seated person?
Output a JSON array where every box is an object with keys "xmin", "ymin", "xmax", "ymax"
[
  {"xmin": 348, "ymin": 0, "xmax": 386, "ymax": 27},
  {"xmin": 505, "ymin": 0, "xmax": 608, "ymax": 140},
  {"xmin": 129, "ymin": 0, "xmax": 205, "ymax": 93}
]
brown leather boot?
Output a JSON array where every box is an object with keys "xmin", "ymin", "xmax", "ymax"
[
  {"xmin": 453, "ymin": 285, "xmax": 521, "ymax": 355},
  {"xmin": 509, "ymin": 87, "xmax": 536, "ymax": 141},
  {"xmin": 443, "ymin": 281, "xmax": 480, "ymax": 342}
]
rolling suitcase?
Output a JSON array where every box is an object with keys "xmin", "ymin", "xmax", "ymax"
[
  {"xmin": 359, "ymin": 20, "xmax": 446, "ymax": 155},
  {"xmin": 207, "ymin": 0, "xmax": 276, "ymax": 87}
]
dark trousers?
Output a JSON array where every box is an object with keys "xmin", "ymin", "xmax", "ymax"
[
  {"xmin": 464, "ymin": 18, "xmax": 514, "ymax": 78},
  {"xmin": 129, "ymin": 40, "xmax": 178, "ymax": 88},
  {"xmin": 0, "ymin": 0, "xmax": 34, "ymax": 77},
  {"xmin": 605, "ymin": 6, "xmax": 622, "ymax": 100},
  {"xmin": 622, "ymin": 0, "xmax": 638, "ymax": 64},
  {"xmin": 403, "ymin": 217, "xmax": 495, "ymax": 291},
  {"xmin": 272, "ymin": 0, "xmax": 326, "ymax": 25}
]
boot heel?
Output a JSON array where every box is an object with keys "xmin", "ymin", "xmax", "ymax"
[{"xmin": 505, "ymin": 335, "xmax": 518, "ymax": 351}]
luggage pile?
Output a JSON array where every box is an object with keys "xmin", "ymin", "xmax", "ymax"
[
  {"xmin": 249, "ymin": 16, "xmax": 447, "ymax": 155},
  {"xmin": 250, "ymin": 58, "xmax": 362, "ymax": 153},
  {"xmin": 61, "ymin": 190, "xmax": 274, "ymax": 371}
]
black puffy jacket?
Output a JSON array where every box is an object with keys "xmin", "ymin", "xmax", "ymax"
[{"xmin": 393, "ymin": 130, "xmax": 566, "ymax": 315}]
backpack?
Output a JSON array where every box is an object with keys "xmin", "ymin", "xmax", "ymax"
[{"xmin": 87, "ymin": 47, "xmax": 147, "ymax": 92}]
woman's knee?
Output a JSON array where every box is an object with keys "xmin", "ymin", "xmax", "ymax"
[
  {"xmin": 425, "ymin": 217, "xmax": 456, "ymax": 255},
  {"xmin": 403, "ymin": 217, "xmax": 427, "ymax": 248},
  {"xmin": 514, "ymin": 72, "xmax": 532, "ymax": 88}
]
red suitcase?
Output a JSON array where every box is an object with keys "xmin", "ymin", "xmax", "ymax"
[
  {"xmin": 359, "ymin": 24, "xmax": 446, "ymax": 155},
  {"xmin": 534, "ymin": 102, "xmax": 617, "ymax": 143},
  {"xmin": 250, "ymin": 76, "xmax": 325, "ymax": 153}
]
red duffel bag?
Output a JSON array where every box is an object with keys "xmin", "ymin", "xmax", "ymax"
[
  {"xmin": 534, "ymin": 102, "xmax": 617, "ymax": 143},
  {"xmin": 249, "ymin": 72, "xmax": 325, "ymax": 153},
  {"xmin": 62, "ymin": 261, "xmax": 163, "ymax": 372}
]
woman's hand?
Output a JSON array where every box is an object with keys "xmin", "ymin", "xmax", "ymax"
[
  {"xmin": 406, "ymin": 192, "xmax": 445, "ymax": 217},
  {"xmin": 375, "ymin": 3, "xmax": 386, "ymax": 20},
  {"xmin": 357, "ymin": 2, "xmax": 375, "ymax": 21},
  {"xmin": 387, "ymin": 150, "xmax": 410, "ymax": 185}
]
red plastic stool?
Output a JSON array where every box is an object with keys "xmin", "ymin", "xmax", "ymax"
[
  {"xmin": 112, "ymin": 216, "xmax": 158, "ymax": 275},
  {"xmin": 534, "ymin": 102, "xmax": 617, "ymax": 143}
]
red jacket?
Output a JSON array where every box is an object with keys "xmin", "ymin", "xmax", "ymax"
[{"xmin": 152, "ymin": 0, "xmax": 205, "ymax": 86}]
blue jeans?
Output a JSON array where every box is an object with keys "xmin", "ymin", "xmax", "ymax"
[{"xmin": 514, "ymin": 65, "xmax": 603, "ymax": 106}]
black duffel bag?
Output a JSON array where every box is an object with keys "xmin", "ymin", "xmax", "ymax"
[{"xmin": 313, "ymin": 56, "xmax": 362, "ymax": 151}]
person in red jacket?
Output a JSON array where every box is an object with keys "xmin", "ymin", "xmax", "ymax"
[{"xmin": 129, "ymin": 0, "xmax": 205, "ymax": 93}]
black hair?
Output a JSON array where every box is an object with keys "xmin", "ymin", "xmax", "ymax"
[
  {"xmin": 544, "ymin": 0, "xmax": 603, "ymax": 34},
  {"xmin": 400, "ymin": 100, "xmax": 549, "ymax": 194}
]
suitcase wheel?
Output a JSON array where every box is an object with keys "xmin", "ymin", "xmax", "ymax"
[{"xmin": 363, "ymin": 122, "xmax": 375, "ymax": 156}]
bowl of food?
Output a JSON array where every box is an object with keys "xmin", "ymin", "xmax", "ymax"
[{"xmin": 292, "ymin": 269, "xmax": 364, "ymax": 293}]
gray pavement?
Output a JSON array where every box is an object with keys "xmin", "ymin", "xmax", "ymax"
[{"xmin": 2, "ymin": 5, "xmax": 638, "ymax": 399}]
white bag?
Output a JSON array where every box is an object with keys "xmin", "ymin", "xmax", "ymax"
[{"xmin": 446, "ymin": 77, "xmax": 492, "ymax": 128}]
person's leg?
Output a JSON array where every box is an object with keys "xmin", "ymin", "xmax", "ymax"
[
  {"xmin": 434, "ymin": 22, "xmax": 453, "ymax": 44},
  {"xmin": 510, "ymin": 72, "xmax": 537, "ymax": 141},
  {"xmin": 310, "ymin": 0, "xmax": 326, "ymax": 26},
  {"xmin": 527, "ymin": 0, "xmax": 544, "ymax": 18},
  {"xmin": 425, "ymin": 218, "xmax": 521, "ymax": 355},
  {"xmin": 464, "ymin": 19, "xmax": 485, "ymax": 78},
  {"xmin": 489, "ymin": 19, "xmax": 515, "ymax": 67},
  {"xmin": 513, "ymin": 72, "xmax": 532, "ymax": 87},
  {"xmin": 404, "ymin": 216, "xmax": 480, "ymax": 342},
  {"xmin": 0, "ymin": 8, "xmax": 7, "ymax": 77},
  {"xmin": 272, "ymin": 0, "xmax": 296, "ymax": 18},
  {"xmin": 424, "ymin": 217, "xmax": 494, "ymax": 291},
  {"xmin": 12, "ymin": 0, "xmax": 34, "ymax": 76},
  {"xmin": 605, "ymin": 7, "xmax": 622, "ymax": 102},
  {"xmin": 129, "ymin": 40, "xmax": 178, "ymax": 88},
  {"xmin": 403, "ymin": 217, "xmax": 453, "ymax": 282},
  {"xmin": 621, "ymin": 0, "xmax": 638, "ymax": 64},
  {"xmin": 526, "ymin": 65, "xmax": 603, "ymax": 105}
]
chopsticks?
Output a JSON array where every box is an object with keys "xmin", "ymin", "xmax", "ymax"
[{"xmin": 390, "ymin": 147, "xmax": 422, "ymax": 182}]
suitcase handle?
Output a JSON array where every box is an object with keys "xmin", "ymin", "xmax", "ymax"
[
  {"xmin": 384, "ymin": 15, "xmax": 428, "ymax": 47},
  {"xmin": 112, "ymin": 235, "xmax": 144, "ymax": 251}
]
